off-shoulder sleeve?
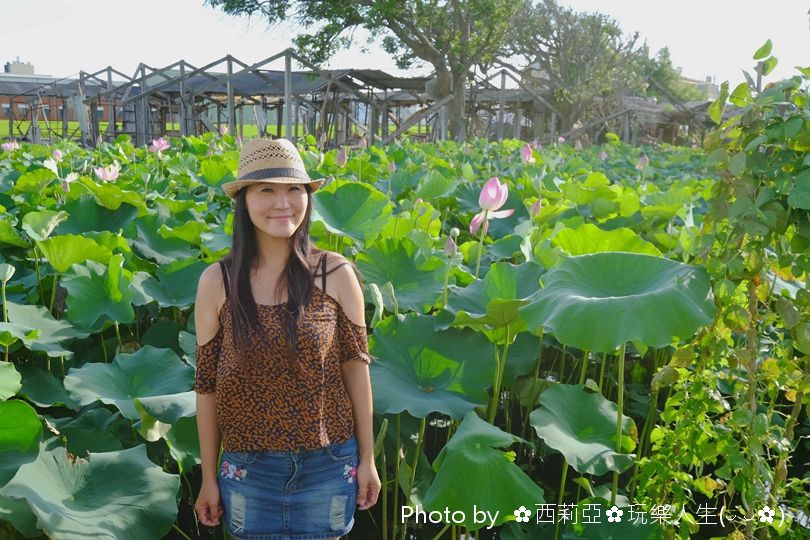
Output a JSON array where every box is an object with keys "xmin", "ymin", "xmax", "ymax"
[
  {"xmin": 337, "ymin": 308, "xmax": 375, "ymax": 365},
  {"xmin": 195, "ymin": 330, "xmax": 222, "ymax": 393}
]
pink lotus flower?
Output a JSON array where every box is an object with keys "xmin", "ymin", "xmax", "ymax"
[
  {"xmin": 520, "ymin": 143, "xmax": 535, "ymax": 164},
  {"xmin": 149, "ymin": 137, "xmax": 170, "ymax": 153},
  {"xmin": 61, "ymin": 172, "xmax": 79, "ymax": 192},
  {"xmin": 219, "ymin": 125, "xmax": 229, "ymax": 136},
  {"xmin": 2, "ymin": 141, "xmax": 20, "ymax": 152},
  {"xmin": 529, "ymin": 199, "xmax": 542, "ymax": 217},
  {"xmin": 635, "ymin": 154, "xmax": 650, "ymax": 170},
  {"xmin": 335, "ymin": 147, "xmax": 348, "ymax": 167},
  {"xmin": 43, "ymin": 158, "xmax": 59, "ymax": 176},
  {"xmin": 599, "ymin": 150, "xmax": 608, "ymax": 161},
  {"xmin": 470, "ymin": 177, "xmax": 515, "ymax": 236},
  {"xmin": 444, "ymin": 235, "xmax": 457, "ymax": 258},
  {"xmin": 94, "ymin": 161, "xmax": 121, "ymax": 182},
  {"xmin": 52, "ymin": 149, "xmax": 63, "ymax": 161},
  {"xmin": 557, "ymin": 136, "xmax": 566, "ymax": 144}
]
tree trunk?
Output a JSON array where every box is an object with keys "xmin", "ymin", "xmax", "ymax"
[{"xmin": 450, "ymin": 72, "xmax": 467, "ymax": 142}]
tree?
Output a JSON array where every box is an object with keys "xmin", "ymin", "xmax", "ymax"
[
  {"xmin": 205, "ymin": 0, "xmax": 522, "ymax": 140},
  {"xmin": 504, "ymin": 0, "xmax": 650, "ymax": 133},
  {"xmin": 505, "ymin": 0, "xmax": 705, "ymax": 134}
]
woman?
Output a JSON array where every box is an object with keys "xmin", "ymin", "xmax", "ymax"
[{"xmin": 193, "ymin": 138, "xmax": 381, "ymax": 539}]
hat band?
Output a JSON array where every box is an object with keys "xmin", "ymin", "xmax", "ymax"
[{"xmin": 239, "ymin": 167, "xmax": 310, "ymax": 182}]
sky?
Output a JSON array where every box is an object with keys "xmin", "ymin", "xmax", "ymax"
[{"xmin": 1, "ymin": 0, "xmax": 808, "ymax": 88}]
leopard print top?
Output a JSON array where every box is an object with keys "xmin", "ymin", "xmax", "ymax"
[{"xmin": 194, "ymin": 252, "xmax": 374, "ymax": 452}]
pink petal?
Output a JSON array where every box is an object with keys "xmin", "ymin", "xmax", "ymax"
[
  {"xmin": 490, "ymin": 208, "xmax": 514, "ymax": 219},
  {"xmin": 479, "ymin": 177, "xmax": 502, "ymax": 210},
  {"xmin": 470, "ymin": 212, "xmax": 485, "ymax": 235},
  {"xmin": 495, "ymin": 181, "xmax": 509, "ymax": 209}
]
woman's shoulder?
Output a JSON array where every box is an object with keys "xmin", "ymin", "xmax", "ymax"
[{"xmin": 311, "ymin": 249, "xmax": 351, "ymax": 275}]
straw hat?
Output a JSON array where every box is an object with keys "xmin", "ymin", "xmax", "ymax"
[{"xmin": 221, "ymin": 138, "xmax": 325, "ymax": 199}]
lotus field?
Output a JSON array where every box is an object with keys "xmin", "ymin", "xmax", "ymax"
[{"xmin": 0, "ymin": 73, "xmax": 808, "ymax": 540}]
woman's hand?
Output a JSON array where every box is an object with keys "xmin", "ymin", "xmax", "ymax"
[
  {"xmin": 355, "ymin": 460, "xmax": 381, "ymax": 511},
  {"xmin": 195, "ymin": 481, "xmax": 224, "ymax": 527}
]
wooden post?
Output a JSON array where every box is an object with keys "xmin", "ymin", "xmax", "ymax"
[
  {"xmin": 284, "ymin": 52, "xmax": 292, "ymax": 139},
  {"xmin": 496, "ymin": 69, "xmax": 507, "ymax": 141},
  {"xmin": 226, "ymin": 57, "xmax": 236, "ymax": 136}
]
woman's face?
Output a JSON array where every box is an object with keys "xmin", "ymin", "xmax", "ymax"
[{"xmin": 244, "ymin": 182, "xmax": 308, "ymax": 239}]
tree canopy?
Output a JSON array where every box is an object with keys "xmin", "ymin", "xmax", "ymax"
[{"xmin": 206, "ymin": 0, "xmax": 522, "ymax": 138}]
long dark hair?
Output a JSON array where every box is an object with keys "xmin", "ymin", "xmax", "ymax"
[{"xmin": 221, "ymin": 183, "xmax": 322, "ymax": 377}]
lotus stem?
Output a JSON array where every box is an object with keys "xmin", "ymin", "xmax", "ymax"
[
  {"xmin": 627, "ymin": 387, "xmax": 659, "ymax": 501},
  {"xmin": 578, "ymin": 350, "xmax": 590, "ymax": 385},
  {"xmin": 487, "ymin": 325, "xmax": 512, "ymax": 424},
  {"xmin": 399, "ymin": 416, "xmax": 427, "ymax": 540},
  {"xmin": 598, "ymin": 351, "xmax": 607, "ymax": 392},
  {"xmin": 114, "ymin": 321, "xmax": 123, "ymax": 351},
  {"xmin": 382, "ymin": 445, "xmax": 388, "ymax": 540},
  {"xmin": 49, "ymin": 271, "xmax": 60, "ymax": 315},
  {"xmin": 521, "ymin": 332, "xmax": 545, "ymax": 441},
  {"xmin": 442, "ymin": 260, "xmax": 451, "ymax": 307},
  {"xmin": 171, "ymin": 524, "xmax": 192, "ymax": 540},
  {"xmin": 611, "ymin": 341, "xmax": 626, "ymax": 506},
  {"xmin": 473, "ymin": 219, "xmax": 487, "ymax": 279},
  {"xmin": 100, "ymin": 330, "xmax": 108, "ymax": 363},
  {"xmin": 392, "ymin": 414, "xmax": 401, "ymax": 539},
  {"xmin": 431, "ymin": 523, "xmax": 451, "ymax": 540},
  {"xmin": 553, "ymin": 458, "xmax": 569, "ymax": 540}
]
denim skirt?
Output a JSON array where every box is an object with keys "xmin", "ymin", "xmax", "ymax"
[{"xmin": 218, "ymin": 435, "xmax": 359, "ymax": 539}]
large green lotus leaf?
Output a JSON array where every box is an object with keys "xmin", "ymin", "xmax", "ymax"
[
  {"xmin": 379, "ymin": 200, "xmax": 441, "ymax": 240},
  {"xmin": 561, "ymin": 172, "xmax": 616, "ymax": 205},
  {"xmin": 56, "ymin": 194, "xmax": 139, "ymax": 235},
  {"xmin": 0, "ymin": 400, "xmax": 42, "ymax": 487},
  {"xmin": 21, "ymin": 210, "xmax": 69, "ymax": 241},
  {"xmin": 422, "ymin": 410, "xmax": 544, "ymax": 531},
  {"xmin": 46, "ymin": 408, "xmax": 124, "ymax": 455},
  {"xmin": 61, "ymin": 259, "xmax": 136, "ymax": 331},
  {"xmin": 0, "ymin": 220, "xmax": 29, "ymax": 248},
  {"xmin": 0, "ymin": 361, "xmax": 22, "ymax": 401},
  {"xmin": 17, "ymin": 363, "xmax": 76, "ymax": 409},
  {"xmin": 370, "ymin": 314, "xmax": 492, "ymax": 419},
  {"xmin": 519, "ymin": 252, "xmax": 716, "ymax": 352},
  {"xmin": 0, "ymin": 495, "xmax": 41, "ymax": 537},
  {"xmin": 158, "ymin": 220, "xmax": 208, "ymax": 244},
  {"xmin": 35, "ymin": 234, "xmax": 112, "ymax": 273},
  {"xmin": 354, "ymin": 237, "xmax": 447, "ymax": 314},
  {"xmin": 131, "ymin": 214, "xmax": 196, "ymax": 265},
  {"xmin": 414, "ymin": 169, "xmax": 459, "ymax": 200},
  {"xmin": 12, "ymin": 168, "xmax": 55, "ymax": 194},
  {"xmin": 141, "ymin": 258, "xmax": 207, "ymax": 308},
  {"xmin": 136, "ymin": 390, "xmax": 196, "ymax": 423},
  {"xmin": 313, "ymin": 181, "xmax": 392, "ymax": 243},
  {"xmin": 164, "ymin": 416, "xmax": 200, "ymax": 474},
  {"xmin": 75, "ymin": 176, "xmax": 148, "ymax": 213},
  {"xmin": 6, "ymin": 302, "xmax": 85, "ymax": 357},
  {"xmin": 0, "ymin": 322, "xmax": 33, "ymax": 348},
  {"xmin": 0, "ymin": 440, "xmax": 180, "ymax": 540},
  {"xmin": 552, "ymin": 223, "xmax": 662, "ymax": 257},
  {"xmin": 63, "ymin": 345, "xmax": 194, "ymax": 419},
  {"xmin": 439, "ymin": 262, "xmax": 544, "ymax": 343},
  {"xmin": 530, "ymin": 384, "xmax": 636, "ymax": 476},
  {"xmin": 199, "ymin": 154, "xmax": 237, "ymax": 186}
]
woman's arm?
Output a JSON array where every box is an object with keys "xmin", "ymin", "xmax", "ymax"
[
  {"xmin": 194, "ymin": 265, "xmax": 225, "ymax": 526},
  {"xmin": 334, "ymin": 262, "xmax": 381, "ymax": 510}
]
